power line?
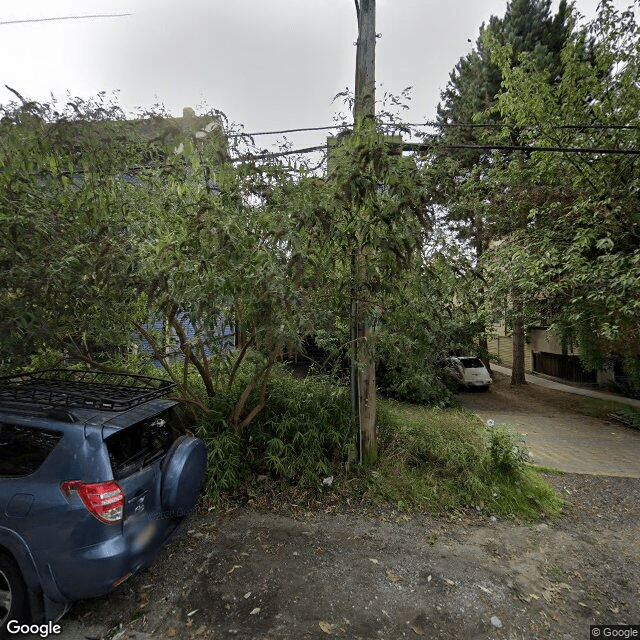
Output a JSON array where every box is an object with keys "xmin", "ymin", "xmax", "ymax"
[
  {"xmin": 405, "ymin": 142, "xmax": 640, "ymax": 155},
  {"xmin": 232, "ymin": 145, "xmax": 327, "ymax": 163},
  {"xmin": 0, "ymin": 14, "xmax": 133, "ymax": 26},
  {"xmin": 406, "ymin": 122, "xmax": 640, "ymax": 131},
  {"xmin": 229, "ymin": 125, "xmax": 346, "ymax": 138},
  {"xmin": 231, "ymin": 121, "xmax": 640, "ymax": 139},
  {"xmin": 230, "ymin": 140, "xmax": 640, "ymax": 164}
]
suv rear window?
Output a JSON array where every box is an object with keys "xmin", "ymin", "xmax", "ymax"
[
  {"xmin": 106, "ymin": 409, "xmax": 184, "ymax": 480},
  {"xmin": 0, "ymin": 423, "xmax": 63, "ymax": 477}
]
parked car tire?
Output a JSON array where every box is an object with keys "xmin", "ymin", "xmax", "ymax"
[{"xmin": 0, "ymin": 553, "xmax": 30, "ymax": 636}]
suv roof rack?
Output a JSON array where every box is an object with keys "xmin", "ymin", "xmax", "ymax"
[{"xmin": 0, "ymin": 369, "xmax": 175, "ymax": 413}]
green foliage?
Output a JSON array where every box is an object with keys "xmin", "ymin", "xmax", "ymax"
[
  {"xmin": 202, "ymin": 431, "xmax": 247, "ymax": 495},
  {"xmin": 248, "ymin": 370, "xmax": 355, "ymax": 481},
  {"xmin": 198, "ymin": 365, "xmax": 355, "ymax": 494},
  {"xmin": 368, "ymin": 401, "xmax": 562, "ymax": 519},
  {"xmin": 482, "ymin": 1, "xmax": 640, "ymax": 376},
  {"xmin": 375, "ymin": 320, "xmax": 454, "ymax": 406},
  {"xmin": 487, "ymin": 427, "xmax": 530, "ymax": 474},
  {"xmin": 0, "ymin": 95, "xmax": 344, "ymax": 428},
  {"xmin": 373, "ymin": 248, "xmax": 488, "ymax": 405},
  {"xmin": 435, "ymin": 0, "xmax": 572, "ymax": 175},
  {"xmin": 198, "ymin": 372, "xmax": 561, "ymax": 519},
  {"xmin": 2, "ymin": 89, "xmax": 473, "ymax": 439},
  {"xmin": 428, "ymin": 0, "xmax": 577, "ymax": 385}
]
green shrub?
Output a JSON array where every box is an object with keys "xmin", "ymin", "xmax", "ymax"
[
  {"xmin": 198, "ymin": 364, "xmax": 356, "ymax": 496},
  {"xmin": 197, "ymin": 363, "xmax": 561, "ymax": 520},
  {"xmin": 374, "ymin": 325, "xmax": 456, "ymax": 407},
  {"xmin": 377, "ymin": 366, "xmax": 455, "ymax": 407},
  {"xmin": 203, "ymin": 431, "xmax": 247, "ymax": 494},
  {"xmin": 247, "ymin": 370, "xmax": 356, "ymax": 483},
  {"xmin": 487, "ymin": 427, "xmax": 531, "ymax": 474}
]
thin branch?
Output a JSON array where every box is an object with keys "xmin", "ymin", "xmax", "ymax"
[
  {"xmin": 132, "ymin": 321, "xmax": 177, "ymax": 380},
  {"xmin": 227, "ymin": 336, "xmax": 254, "ymax": 391},
  {"xmin": 4, "ymin": 85, "xmax": 26, "ymax": 105},
  {"xmin": 132, "ymin": 320, "xmax": 209, "ymax": 412},
  {"xmin": 231, "ymin": 367, "xmax": 261, "ymax": 435},
  {"xmin": 69, "ymin": 351, "xmax": 133, "ymax": 376},
  {"xmin": 168, "ymin": 311, "xmax": 215, "ymax": 398},
  {"xmin": 238, "ymin": 359, "xmax": 275, "ymax": 432}
]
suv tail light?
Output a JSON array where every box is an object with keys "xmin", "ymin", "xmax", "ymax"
[{"xmin": 61, "ymin": 480, "xmax": 124, "ymax": 523}]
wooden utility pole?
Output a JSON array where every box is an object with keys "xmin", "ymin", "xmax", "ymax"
[
  {"xmin": 354, "ymin": 0, "xmax": 376, "ymax": 119},
  {"xmin": 353, "ymin": 0, "xmax": 377, "ymax": 463}
]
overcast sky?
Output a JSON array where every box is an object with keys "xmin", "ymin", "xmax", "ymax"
[{"xmin": 0, "ymin": 0, "xmax": 636, "ymax": 151}]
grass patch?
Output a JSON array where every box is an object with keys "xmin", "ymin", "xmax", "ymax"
[
  {"xmin": 530, "ymin": 464, "xmax": 565, "ymax": 475},
  {"xmin": 363, "ymin": 399, "xmax": 562, "ymax": 520},
  {"xmin": 198, "ymin": 367, "xmax": 562, "ymax": 520},
  {"xmin": 577, "ymin": 397, "xmax": 640, "ymax": 429}
]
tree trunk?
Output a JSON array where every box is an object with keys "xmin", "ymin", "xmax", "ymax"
[
  {"xmin": 357, "ymin": 310, "xmax": 377, "ymax": 464},
  {"xmin": 473, "ymin": 209, "xmax": 491, "ymax": 375},
  {"xmin": 511, "ymin": 299, "xmax": 527, "ymax": 385},
  {"xmin": 479, "ymin": 333, "xmax": 492, "ymax": 375}
]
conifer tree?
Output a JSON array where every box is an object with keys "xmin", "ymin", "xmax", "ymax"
[{"xmin": 433, "ymin": 0, "xmax": 573, "ymax": 384}]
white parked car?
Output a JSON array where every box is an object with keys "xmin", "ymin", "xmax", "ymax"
[{"xmin": 446, "ymin": 357, "xmax": 492, "ymax": 391}]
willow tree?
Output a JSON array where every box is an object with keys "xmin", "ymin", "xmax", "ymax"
[{"xmin": 0, "ymin": 96, "xmax": 337, "ymax": 428}]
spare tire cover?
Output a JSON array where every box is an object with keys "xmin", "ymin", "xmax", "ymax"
[{"xmin": 161, "ymin": 436, "xmax": 207, "ymax": 516}]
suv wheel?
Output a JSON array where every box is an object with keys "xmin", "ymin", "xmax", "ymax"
[{"xmin": 0, "ymin": 554, "xmax": 29, "ymax": 635}]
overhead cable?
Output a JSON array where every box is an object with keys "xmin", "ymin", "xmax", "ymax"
[
  {"xmin": 230, "ymin": 121, "xmax": 640, "ymax": 138},
  {"xmin": 404, "ymin": 142, "xmax": 640, "ymax": 155},
  {"xmin": 0, "ymin": 14, "xmax": 133, "ymax": 25},
  {"xmin": 228, "ymin": 125, "xmax": 346, "ymax": 138},
  {"xmin": 230, "ymin": 141, "xmax": 640, "ymax": 163},
  {"xmin": 232, "ymin": 145, "xmax": 327, "ymax": 163}
]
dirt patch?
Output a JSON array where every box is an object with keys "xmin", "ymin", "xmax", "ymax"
[{"xmin": 66, "ymin": 379, "xmax": 640, "ymax": 640}]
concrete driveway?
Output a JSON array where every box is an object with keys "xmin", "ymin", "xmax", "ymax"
[{"xmin": 457, "ymin": 369, "xmax": 640, "ymax": 478}]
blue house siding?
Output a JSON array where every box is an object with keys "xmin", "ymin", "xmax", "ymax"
[{"xmin": 137, "ymin": 313, "xmax": 235, "ymax": 365}]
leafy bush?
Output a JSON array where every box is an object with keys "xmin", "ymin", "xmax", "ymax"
[
  {"xmin": 247, "ymin": 369, "xmax": 356, "ymax": 483},
  {"xmin": 377, "ymin": 363, "xmax": 455, "ymax": 407},
  {"xmin": 198, "ymin": 364, "xmax": 355, "ymax": 496},
  {"xmin": 197, "ymin": 364, "xmax": 561, "ymax": 519},
  {"xmin": 487, "ymin": 427, "xmax": 530, "ymax": 474},
  {"xmin": 375, "ymin": 332, "xmax": 455, "ymax": 406},
  {"xmin": 203, "ymin": 431, "xmax": 246, "ymax": 494}
]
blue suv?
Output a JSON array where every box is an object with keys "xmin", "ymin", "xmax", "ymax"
[{"xmin": 0, "ymin": 369, "xmax": 207, "ymax": 636}]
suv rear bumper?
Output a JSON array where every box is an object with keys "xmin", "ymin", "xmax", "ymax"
[{"xmin": 41, "ymin": 514, "xmax": 182, "ymax": 603}]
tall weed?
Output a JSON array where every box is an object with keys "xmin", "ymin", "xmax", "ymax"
[{"xmin": 197, "ymin": 365, "xmax": 561, "ymax": 520}]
